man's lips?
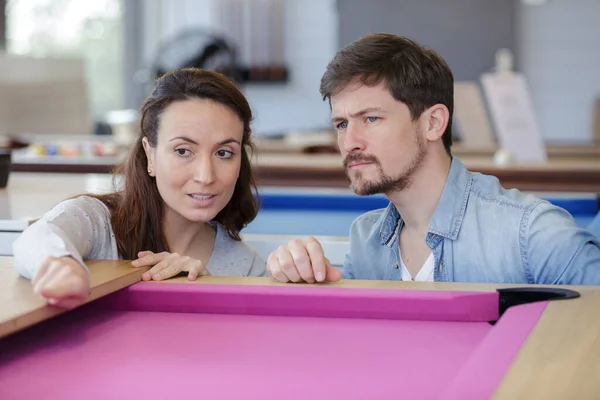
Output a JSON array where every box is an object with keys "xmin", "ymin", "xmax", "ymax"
[{"xmin": 348, "ymin": 160, "xmax": 374, "ymax": 168}]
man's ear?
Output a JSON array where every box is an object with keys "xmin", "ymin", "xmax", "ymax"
[{"xmin": 423, "ymin": 104, "xmax": 450, "ymax": 142}]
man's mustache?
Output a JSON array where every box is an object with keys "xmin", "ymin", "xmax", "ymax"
[{"xmin": 343, "ymin": 153, "xmax": 380, "ymax": 169}]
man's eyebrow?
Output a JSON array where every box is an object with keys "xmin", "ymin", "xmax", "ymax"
[{"xmin": 331, "ymin": 107, "xmax": 386, "ymax": 122}]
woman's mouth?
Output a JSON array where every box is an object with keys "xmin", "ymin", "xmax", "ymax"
[
  {"xmin": 189, "ymin": 193, "xmax": 215, "ymax": 201},
  {"xmin": 188, "ymin": 193, "xmax": 217, "ymax": 207}
]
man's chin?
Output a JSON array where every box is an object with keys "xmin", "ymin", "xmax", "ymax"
[{"xmin": 350, "ymin": 180, "xmax": 383, "ymax": 196}]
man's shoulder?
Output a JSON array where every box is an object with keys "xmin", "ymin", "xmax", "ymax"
[
  {"xmin": 465, "ymin": 170, "xmax": 579, "ymax": 236},
  {"xmin": 468, "ymin": 171, "xmax": 544, "ymax": 212}
]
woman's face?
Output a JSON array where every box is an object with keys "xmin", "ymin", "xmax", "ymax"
[{"xmin": 143, "ymin": 98, "xmax": 244, "ymax": 224}]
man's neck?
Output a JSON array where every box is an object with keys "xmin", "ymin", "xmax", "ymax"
[{"xmin": 387, "ymin": 152, "xmax": 451, "ymax": 234}]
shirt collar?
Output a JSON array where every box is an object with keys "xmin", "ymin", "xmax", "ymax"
[{"xmin": 378, "ymin": 157, "xmax": 472, "ymax": 244}]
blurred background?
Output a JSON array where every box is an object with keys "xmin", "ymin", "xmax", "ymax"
[
  {"xmin": 1, "ymin": 0, "xmax": 599, "ymax": 148},
  {"xmin": 0, "ymin": 0, "xmax": 599, "ymax": 256}
]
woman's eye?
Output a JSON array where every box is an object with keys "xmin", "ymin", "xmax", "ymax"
[
  {"xmin": 175, "ymin": 148, "xmax": 191, "ymax": 157},
  {"xmin": 216, "ymin": 149, "xmax": 233, "ymax": 159}
]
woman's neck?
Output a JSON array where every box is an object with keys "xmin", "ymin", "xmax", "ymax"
[{"xmin": 162, "ymin": 207, "xmax": 216, "ymax": 256}]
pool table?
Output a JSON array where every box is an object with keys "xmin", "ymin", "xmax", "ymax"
[
  {"xmin": 1, "ymin": 259, "xmax": 599, "ymax": 399},
  {"xmin": 245, "ymin": 189, "xmax": 600, "ymax": 236}
]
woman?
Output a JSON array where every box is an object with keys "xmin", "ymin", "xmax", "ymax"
[{"xmin": 14, "ymin": 68, "xmax": 267, "ymax": 309}]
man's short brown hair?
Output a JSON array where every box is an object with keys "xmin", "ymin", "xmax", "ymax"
[{"xmin": 320, "ymin": 33, "xmax": 454, "ymax": 154}]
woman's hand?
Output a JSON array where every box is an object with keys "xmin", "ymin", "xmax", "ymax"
[
  {"xmin": 32, "ymin": 256, "xmax": 90, "ymax": 309},
  {"xmin": 131, "ymin": 251, "xmax": 207, "ymax": 281}
]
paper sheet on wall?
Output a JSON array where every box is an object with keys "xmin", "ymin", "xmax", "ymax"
[
  {"xmin": 481, "ymin": 72, "xmax": 547, "ymax": 163},
  {"xmin": 453, "ymin": 82, "xmax": 496, "ymax": 147}
]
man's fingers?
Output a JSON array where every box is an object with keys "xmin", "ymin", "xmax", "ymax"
[
  {"xmin": 304, "ymin": 238, "xmax": 327, "ymax": 282},
  {"xmin": 267, "ymin": 252, "xmax": 289, "ymax": 283},
  {"xmin": 325, "ymin": 264, "xmax": 343, "ymax": 282},
  {"xmin": 277, "ymin": 246, "xmax": 302, "ymax": 283}
]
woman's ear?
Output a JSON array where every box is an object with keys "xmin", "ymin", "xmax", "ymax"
[{"xmin": 142, "ymin": 137, "xmax": 155, "ymax": 176}]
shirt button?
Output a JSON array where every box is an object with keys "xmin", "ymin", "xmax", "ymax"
[{"xmin": 394, "ymin": 263, "xmax": 399, "ymax": 269}]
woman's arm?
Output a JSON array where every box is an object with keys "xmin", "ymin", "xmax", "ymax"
[{"xmin": 13, "ymin": 196, "xmax": 116, "ymax": 280}]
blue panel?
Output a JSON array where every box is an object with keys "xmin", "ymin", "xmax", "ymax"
[
  {"xmin": 257, "ymin": 193, "xmax": 390, "ymax": 212},
  {"xmin": 544, "ymin": 198, "xmax": 599, "ymax": 215},
  {"xmin": 256, "ymin": 193, "xmax": 599, "ymax": 214},
  {"xmin": 244, "ymin": 192, "xmax": 600, "ymax": 236}
]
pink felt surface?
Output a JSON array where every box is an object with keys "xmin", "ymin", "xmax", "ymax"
[
  {"xmin": 440, "ymin": 301, "xmax": 548, "ymax": 400},
  {"xmin": 0, "ymin": 284, "xmax": 546, "ymax": 399},
  {"xmin": 98, "ymin": 282, "xmax": 502, "ymax": 322},
  {"xmin": 0, "ymin": 309, "xmax": 491, "ymax": 399}
]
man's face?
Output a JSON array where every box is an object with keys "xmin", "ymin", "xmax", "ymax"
[{"xmin": 331, "ymin": 82, "xmax": 426, "ymax": 196}]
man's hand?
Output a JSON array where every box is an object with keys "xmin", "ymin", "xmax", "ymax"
[{"xmin": 267, "ymin": 237, "xmax": 342, "ymax": 283}]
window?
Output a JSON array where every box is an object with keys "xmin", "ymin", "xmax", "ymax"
[{"xmin": 5, "ymin": 0, "xmax": 124, "ymax": 114}]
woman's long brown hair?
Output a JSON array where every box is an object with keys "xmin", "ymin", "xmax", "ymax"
[{"xmin": 93, "ymin": 68, "xmax": 259, "ymax": 259}]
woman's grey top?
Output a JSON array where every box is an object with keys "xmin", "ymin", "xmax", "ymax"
[{"xmin": 13, "ymin": 196, "xmax": 267, "ymax": 280}]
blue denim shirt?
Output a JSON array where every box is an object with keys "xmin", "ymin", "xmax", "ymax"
[{"xmin": 342, "ymin": 157, "xmax": 600, "ymax": 284}]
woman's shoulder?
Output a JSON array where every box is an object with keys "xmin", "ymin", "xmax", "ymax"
[
  {"xmin": 45, "ymin": 195, "xmax": 112, "ymax": 221},
  {"xmin": 209, "ymin": 223, "xmax": 267, "ymax": 277}
]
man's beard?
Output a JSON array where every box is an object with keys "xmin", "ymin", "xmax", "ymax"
[{"xmin": 343, "ymin": 135, "xmax": 426, "ymax": 196}]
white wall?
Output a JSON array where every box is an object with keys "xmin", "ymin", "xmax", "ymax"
[
  {"xmin": 517, "ymin": 0, "xmax": 600, "ymax": 143},
  {"xmin": 142, "ymin": 0, "xmax": 337, "ymax": 136},
  {"xmin": 243, "ymin": 0, "xmax": 338, "ymax": 135}
]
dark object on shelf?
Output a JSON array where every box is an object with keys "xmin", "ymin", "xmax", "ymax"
[
  {"xmin": 145, "ymin": 29, "xmax": 288, "ymax": 86},
  {"xmin": 0, "ymin": 150, "xmax": 12, "ymax": 188},
  {"xmin": 93, "ymin": 121, "xmax": 113, "ymax": 136}
]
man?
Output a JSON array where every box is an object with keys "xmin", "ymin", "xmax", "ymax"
[{"xmin": 267, "ymin": 33, "xmax": 600, "ymax": 285}]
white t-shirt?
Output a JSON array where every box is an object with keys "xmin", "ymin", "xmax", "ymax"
[{"xmin": 400, "ymin": 252, "xmax": 434, "ymax": 282}]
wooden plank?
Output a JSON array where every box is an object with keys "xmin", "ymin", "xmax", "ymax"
[
  {"xmin": 164, "ymin": 274, "xmax": 594, "ymax": 293},
  {"xmin": 493, "ymin": 288, "xmax": 600, "ymax": 399},
  {"xmin": 0, "ymin": 258, "xmax": 148, "ymax": 338}
]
